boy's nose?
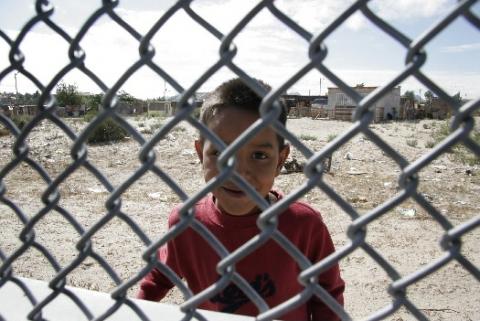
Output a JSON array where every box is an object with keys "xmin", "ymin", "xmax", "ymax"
[{"xmin": 235, "ymin": 158, "xmax": 252, "ymax": 180}]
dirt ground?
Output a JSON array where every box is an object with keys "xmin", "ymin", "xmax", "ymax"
[{"xmin": 0, "ymin": 116, "xmax": 479, "ymax": 321}]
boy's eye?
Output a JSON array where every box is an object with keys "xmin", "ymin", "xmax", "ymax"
[
  {"xmin": 210, "ymin": 150, "xmax": 220, "ymax": 157},
  {"xmin": 252, "ymin": 152, "xmax": 268, "ymax": 160}
]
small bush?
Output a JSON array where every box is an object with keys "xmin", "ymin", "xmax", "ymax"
[
  {"xmin": 433, "ymin": 121, "xmax": 450, "ymax": 142},
  {"xmin": 327, "ymin": 133, "xmax": 337, "ymax": 142},
  {"xmin": 0, "ymin": 126, "xmax": 9, "ymax": 136},
  {"xmin": 192, "ymin": 107, "xmax": 201, "ymax": 119},
  {"xmin": 147, "ymin": 111, "xmax": 164, "ymax": 118},
  {"xmin": 406, "ymin": 139, "xmax": 418, "ymax": 147},
  {"xmin": 87, "ymin": 118, "xmax": 128, "ymax": 144},
  {"xmin": 172, "ymin": 126, "xmax": 186, "ymax": 133},
  {"xmin": 425, "ymin": 140, "xmax": 435, "ymax": 148},
  {"xmin": 11, "ymin": 114, "xmax": 33, "ymax": 130},
  {"xmin": 84, "ymin": 110, "xmax": 98, "ymax": 123},
  {"xmin": 150, "ymin": 120, "xmax": 164, "ymax": 131},
  {"xmin": 299, "ymin": 134, "xmax": 317, "ymax": 141}
]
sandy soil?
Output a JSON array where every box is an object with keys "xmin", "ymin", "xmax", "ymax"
[{"xmin": 0, "ymin": 116, "xmax": 479, "ymax": 321}]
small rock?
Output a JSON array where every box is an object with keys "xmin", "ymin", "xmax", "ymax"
[
  {"xmin": 421, "ymin": 193, "xmax": 434, "ymax": 202},
  {"xmin": 348, "ymin": 196, "xmax": 368, "ymax": 203},
  {"xmin": 87, "ymin": 187, "xmax": 104, "ymax": 194},
  {"xmin": 181, "ymin": 149, "xmax": 195, "ymax": 156},
  {"xmin": 283, "ymin": 158, "xmax": 304, "ymax": 173},
  {"xmin": 148, "ymin": 192, "xmax": 162, "ymax": 199},
  {"xmin": 347, "ymin": 167, "xmax": 366, "ymax": 175},
  {"xmin": 398, "ymin": 208, "xmax": 416, "ymax": 217}
]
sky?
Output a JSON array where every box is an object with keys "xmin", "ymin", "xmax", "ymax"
[{"xmin": 0, "ymin": 0, "xmax": 479, "ymax": 100}]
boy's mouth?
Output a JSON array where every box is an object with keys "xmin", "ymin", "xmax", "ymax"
[{"xmin": 221, "ymin": 186, "xmax": 246, "ymax": 198}]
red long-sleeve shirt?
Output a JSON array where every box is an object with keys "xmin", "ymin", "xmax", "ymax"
[{"xmin": 138, "ymin": 191, "xmax": 344, "ymax": 321}]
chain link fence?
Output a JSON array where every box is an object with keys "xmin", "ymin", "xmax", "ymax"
[{"xmin": 0, "ymin": 0, "xmax": 479, "ymax": 320}]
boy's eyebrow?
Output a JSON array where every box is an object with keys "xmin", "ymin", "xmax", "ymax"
[{"xmin": 253, "ymin": 142, "xmax": 274, "ymax": 149}]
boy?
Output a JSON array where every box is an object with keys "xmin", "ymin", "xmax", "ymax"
[{"xmin": 137, "ymin": 78, "xmax": 344, "ymax": 321}]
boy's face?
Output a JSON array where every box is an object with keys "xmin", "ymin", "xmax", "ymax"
[{"xmin": 195, "ymin": 107, "xmax": 289, "ymax": 216}]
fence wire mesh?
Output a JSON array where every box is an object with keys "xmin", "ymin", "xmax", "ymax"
[{"xmin": 0, "ymin": 0, "xmax": 479, "ymax": 320}]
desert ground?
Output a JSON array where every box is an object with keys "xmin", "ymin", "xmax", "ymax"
[{"xmin": 0, "ymin": 115, "xmax": 479, "ymax": 321}]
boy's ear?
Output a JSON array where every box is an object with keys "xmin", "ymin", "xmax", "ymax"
[
  {"xmin": 276, "ymin": 143, "xmax": 290, "ymax": 176},
  {"xmin": 194, "ymin": 139, "xmax": 203, "ymax": 163}
]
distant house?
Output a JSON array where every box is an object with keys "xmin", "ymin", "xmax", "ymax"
[
  {"xmin": 400, "ymin": 96, "xmax": 416, "ymax": 120},
  {"xmin": 427, "ymin": 97, "xmax": 450, "ymax": 120},
  {"xmin": 327, "ymin": 85, "xmax": 401, "ymax": 122},
  {"xmin": 282, "ymin": 94, "xmax": 328, "ymax": 118}
]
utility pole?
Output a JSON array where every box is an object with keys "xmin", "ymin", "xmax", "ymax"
[
  {"xmin": 163, "ymin": 79, "xmax": 167, "ymax": 100},
  {"xmin": 319, "ymin": 77, "xmax": 322, "ymax": 96},
  {"xmin": 14, "ymin": 72, "xmax": 18, "ymax": 95}
]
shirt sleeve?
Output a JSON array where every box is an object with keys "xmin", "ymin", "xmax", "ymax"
[
  {"xmin": 307, "ymin": 216, "xmax": 345, "ymax": 321},
  {"xmin": 136, "ymin": 244, "xmax": 178, "ymax": 301},
  {"xmin": 137, "ymin": 209, "xmax": 182, "ymax": 301}
]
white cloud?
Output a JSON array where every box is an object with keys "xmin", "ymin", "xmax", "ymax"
[
  {"xmin": 1, "ymin": 0, "xmax": 478, "ymax": 99},
  {"xmin": 371, "ymin": 0, "xmax": 452, "ymax": 20},
  {"xmin": 441, "ymin": 42, "xmax": 480, "ymax": 53}
]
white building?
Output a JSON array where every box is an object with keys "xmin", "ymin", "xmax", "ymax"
[{"xmin": 327, "ymin": 85, "xmax": 401, "ymax": 121}]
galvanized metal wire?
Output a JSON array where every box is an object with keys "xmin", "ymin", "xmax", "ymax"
[{"xmin": 0, "ymin": 0, "xmax": 479, "ymax": 320}]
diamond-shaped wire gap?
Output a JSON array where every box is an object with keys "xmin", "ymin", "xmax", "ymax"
[
  {"xmin": 272, "ymin": 0, "xmax": 356, "ymax": 36},
  {"xmin": 388, "ymin": 258, "xmax": 480, "ymax": 321},
  {"xmin": 0, "ymin": 156, "xmax": 50, "ymax": 229},
  {"xmin": 0, "ymin": 201, "xmax": 30, "ymax": 267},
  {"xmin": 72, "ymin": 13, "xmax": 141, "ymax": 91},
  {"xmin": 320, "ymin": 9, "xmax": 407, "ymax": 92},
  {"xmin": 414, "ymin": 16, "xmax": 480, "ymax": 98},
  {"xmin": 5, "ymin": 22, "xmax": 71, "ymax": 88},
  {"xmin": 41, "ymin": 1, "xmax": 101, "ymax": 34},
  {"xmin": 146, "ymin": 9, "xmax": 222, "ymax": 90},
  {"xmin": 367, "ymin": 0, "xmax": 464, "ymax": 41},
  {"xmin": 0, "ymin": 2, "xmax": 37, "ymax": 36},
  {"xmin": 64, "ymin": 215, "xmax": 147, "ymax": 295},
  {"xmin": 188, "ymin": 0, "xmax": 265, "ymax": 36},
  {"xmin": 225, "ymin": 9, "xmax": 313, "ymax": 92}
]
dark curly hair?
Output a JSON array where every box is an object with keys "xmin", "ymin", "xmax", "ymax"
[{"xmin": 199, "ymin": 78, "xmax": 287, "ymax": 148}]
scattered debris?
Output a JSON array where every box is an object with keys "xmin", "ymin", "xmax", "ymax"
[
  {"xmin": 283, "ymin": 158, "xmax": 304, "ymax": 173},
  {"xmin": 181, "ymin": 149, "xmax": 196, "ymax": 156},
  {"xmin": 87, "ymin": 187, "xmax": 105, "ymax": 194},
  {"xmin": 421, "ymin": 193, "xmax": 434, "ymax": 202},
  {"xmin": 148, "ymin": 192, "xmax": 162, "ymax": 199},
  {"xmin": 432, "ymin": 165, "xmax": 446, "ymax": 173},
  {"xmin": 344, "ymin": 152, "xmax": 363, "ymax": 161},
  {"xmin": 347, "ymin": 167, "xmax": 367, "ymax": 175},
  {"xmin": 348, "ymin": 196, "xmax": 368, "ymax": 203},
  {"xmin": 398, "ymin": 208, "xmax": 416, "ymax": 217}
]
